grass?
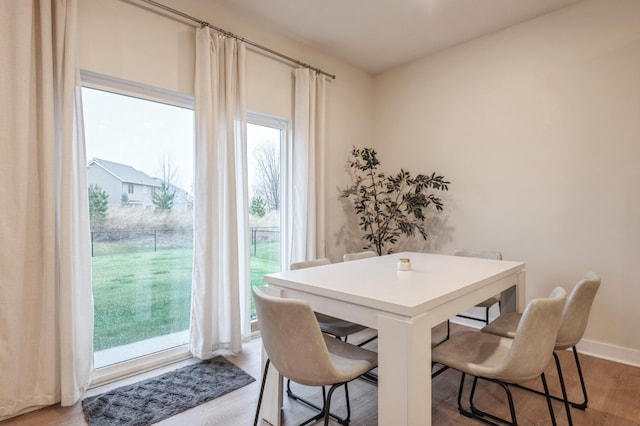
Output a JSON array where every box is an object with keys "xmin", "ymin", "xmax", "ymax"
[{"xmin": 92, "ymin": 242, "xmax": 280, "ymax": 351}]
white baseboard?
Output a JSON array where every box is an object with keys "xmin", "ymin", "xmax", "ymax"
[{"xmin": 576, "ymin": 338, "xmax": 640, "ymax": 368}]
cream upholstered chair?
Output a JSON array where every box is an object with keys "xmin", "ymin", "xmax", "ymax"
[
  {"xmin": 432, "ymin": 248, "xmax": 502, "ymax": 358},
  {"xmin": 288, "ymin": 258, "xmax": 370, "ymax": 411},
  {"xmin": 342, "ymin": 250, "xmax": 376, "ymax": 262},
  {"xmin": 253, "ymin": 287, "xmax": 377, "ymax": 426},
  {"xmin": 453, "ymin": 249, "xmax": 503, "ymax": 325},
  {"xmin": 432, "ymin": 287, "xmax": 567, "ymax": 426},
  {"xmin": 482, "ymin": 272, "xmax": 601, "ymax": 425},
  {"xmin": 291, "ymin": 258, "xmax": 368, "ymax": 339}
]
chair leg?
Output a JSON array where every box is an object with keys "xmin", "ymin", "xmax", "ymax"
[
  {"xmin": 571, "ymin": 345, "xmax": 589, "ymax": 409},
  {"xmin": 431, "ymin": 362, "xmax": 449, "ymax": 378},
  {"xmin": 323, "ymin": 383, "xmax": 344, "ymax": 426},
  {"xmin": 254, "ymin": 359, "xmax": 271, "ymax": 426},
  {"xmin": 468, "ymin": 376, "xmax": 518, "ymax": 426},
  {"xmin": 456, "ymin": 372, "xmax": 473, "ymax": 418},
  {"xmin": 553, "ymin": 352, "xmax": 573, "ymax": 425},
  {"xmin": 540, "ymin": 373, "xmax": 558, "ymax": 426},
  {"xmin": 343, "ymin": 382, "xmax": 352, "ymax": 424},
  {"xmin": 289, "ymin": 380, "xmax": 352, "ymax": 425},
  {"xmin": 512, "ymin": 347, "xmax": 589, "ymax": 410},
  {"xmin": 357, "ymin": 334, "xmax": 378, "ymax": 347}
]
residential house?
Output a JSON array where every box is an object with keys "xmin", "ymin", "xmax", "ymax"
[{"xmin": 87, "ymin": 158, "xmax": 191, "ymax": 211}]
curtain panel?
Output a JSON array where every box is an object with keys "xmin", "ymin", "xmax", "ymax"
[
  {"xmin": 288, "ymin": 68, "xmax": 327, "ymax": 265},
  {"xmin": 0, "ymin": 0, "xmax": 93, "ymax": 420},
  {"xmin": 191, "ymin": 27, "xmax": 251, "ymax": 358}
]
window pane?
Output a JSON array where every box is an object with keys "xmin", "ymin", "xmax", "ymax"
[
  {"xmin": 82, "ymin": 86, "xmax": 194, "ymax": 368},
  {"xmin": 247, "ymin": 121, "xmax": 283, "ymax": 318}
]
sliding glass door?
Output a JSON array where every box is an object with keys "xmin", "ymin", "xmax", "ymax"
[{"xmin": 81, "ymin": 73, "xmax": 195, "ymax": 369}]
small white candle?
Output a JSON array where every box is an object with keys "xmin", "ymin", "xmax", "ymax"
[{"xmin": 397, "ymin": 258, "xmax": 411, "ymax": 271}]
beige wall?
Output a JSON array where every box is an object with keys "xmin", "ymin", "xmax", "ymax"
[
  {"xmin": 77, "ymin": 0, "xmax": 375, "ymax": 262},
  {"xmin": 373, "ymin": 0, "xmax": 640, "ymax": 363}
]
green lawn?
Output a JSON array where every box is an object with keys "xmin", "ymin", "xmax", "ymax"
[{"xmin": 92, "ymin": 243, "xmax": 280, "ymax": 351}]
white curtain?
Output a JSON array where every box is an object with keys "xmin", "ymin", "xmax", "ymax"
[
  {"xmin": 0, "ymin": 0, "xmax": 93, "ymax": 420},
  {"xmin": 191, "ymin": 27, "xmax": 250, "ymax": 358},
  {"xmin": 288, "ymin": 68, "xmax": 327, "ymax": 265}
]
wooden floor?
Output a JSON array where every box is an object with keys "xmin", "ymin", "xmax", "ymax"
[{"xmin": 3, "ymin": 323, "xmax": 639, "ymax": 425}]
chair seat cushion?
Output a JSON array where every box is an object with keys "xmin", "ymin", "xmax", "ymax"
[
  {"xmin": 432, "ymin": 331, "xmax": 540, "ymax": 383},
  {"xmin": 481, "ymin": 311, "xmax": 521, "ymax": 338},
  {"xmin": 315, "ymin": 312, "xmax": 367, "ymax": 337},
  {"xmin": 323, "ymin": 335, "xmax": 378, "ymax": 383}
]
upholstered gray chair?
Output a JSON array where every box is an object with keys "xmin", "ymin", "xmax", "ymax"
[
  {"xmin": 253, "ymin": 287, "xmax": 378, "ymax": 426},
  {"xmin": 432, "ymin": 287, "xmax": 567, "ymax": 426},
  {"xmin": 342, "ymin": 250, "xmax": 376, "ymax": 262},
  {"xmin": 432, "ymin": 248, "xmax": 502, "ymax": 360},
  {"xmin": 453, "ymin": 249, "xmax": 503, "ymax": 325},
  {"xmin": 290, "ymin": 258, "xmax": 368, "ymax": 340},
  {"xmin": 482, "ymin": 272, "xmax": 601, "ymax": 425},
  {"xmin": 288, "ymin": 258, "xmax": 371, "ymax": 410}
]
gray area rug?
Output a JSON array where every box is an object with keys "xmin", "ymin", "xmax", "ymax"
[{"xmin": 82, "ymin": 356, "xmax": 255, "ymax": 425}]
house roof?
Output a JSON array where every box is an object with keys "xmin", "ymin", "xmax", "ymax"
[{"xmin": 88, "ymin": 158, "xmax": 160, "ymax": 187}]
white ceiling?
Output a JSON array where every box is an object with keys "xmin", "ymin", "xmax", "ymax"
[{"xmin": 211, "ymin": 0, "xmax": 582, "ymax": 74}]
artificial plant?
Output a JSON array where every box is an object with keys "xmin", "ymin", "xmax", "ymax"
[{"xmin": 341, "ymin": 146, "xmax": 450, "ymax": 256}]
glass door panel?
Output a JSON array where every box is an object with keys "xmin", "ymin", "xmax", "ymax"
[
  {"xmin": 82, "ymin": 85, "xmax": 194, "ymax": 368},
  {"xmin": 247, "ymin": 119, "xmax": 284, "ymax": 319}
]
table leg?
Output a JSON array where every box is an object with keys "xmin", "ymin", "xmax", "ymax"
[
  {"xmin": 378, "ymin": 312, "xmax": 432, "ymax": 425},
  {"xmin": 500, "ymin": 271, "xmax": 526, "ymax": 313}
]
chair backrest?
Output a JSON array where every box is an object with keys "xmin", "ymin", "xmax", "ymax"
[
  {"xmin": 290, "ymin": 258, "xmax": 331, "ymax": 270},
  {"xmin": 555, "ymin": 272, "xmax": 601, "ymax": 349},
  {"xmin": 453, "ymin": 249, "xmax": 503, "ymax": 260},
  {"xmin": 343, "ymin": 251, "xmax": 377, "ymax": 262},
  {"xmin": 252, "ymin": 287, "xmax": 341, "ymax": 386},
  {"xmin": 489, "ymin": 287, "xmax": 566, "ymax": 382}
]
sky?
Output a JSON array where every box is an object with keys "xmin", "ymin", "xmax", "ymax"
[{"xmin": 82, "ymin": 87, "xmax": 195, "ymax": 193}]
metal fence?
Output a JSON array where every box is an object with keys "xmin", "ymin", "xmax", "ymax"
[
  {"xmin": 91, "ymin": 227, "xmax": 280, "ymax": 257},
  {"xmin": 90, "ymin": 229, "xmax": 193, "ymax": 256},
  {"xmin": 249, "ymin": 227, "xmax": 280, "ymax": 257}
]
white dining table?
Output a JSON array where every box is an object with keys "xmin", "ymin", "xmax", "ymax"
[{"xmin": 259, "ymin": 251, "xmax": 526, "ymax": 425}]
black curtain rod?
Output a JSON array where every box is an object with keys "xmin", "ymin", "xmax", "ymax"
[{"xmin": 132, "ymin": 0, "xmax": 336, "ymax": 80}]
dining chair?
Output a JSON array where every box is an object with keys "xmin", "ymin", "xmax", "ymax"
[
  {"xmin": 453, "ymin": 249, "xmax": 503, "ymax": 325},
  {"xmin": 290, "ymin": 258, "xmax": 369, "ymax": 341},
  {"xmin": 288, "ymin": 258, "xmax": 371, "ymax": 410},
  {"xmin": 342, "ymin": 250, "xmax": 377, "ymax": 262},
  {"xmin": 432, "ymin": 287, "xmax": 567, "ymax": 426},
  {"xmin": 482, "ymin": 272, "xmax": 601, "ymax": 425},
  {"xmin": 432, "ymin": 248, "xmax": 503, "ymax": 365},
  {"xmin": 253, "ymin": 287, "xmax": 378, "ymax": 426}
]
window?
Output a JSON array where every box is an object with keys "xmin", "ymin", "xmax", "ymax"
[
  {"xmin": 246, "ymin": 112, "xmax": 289, "ymax": 319},
  {"xmin": 81, "ymin": 71, "xmax": 194, "ymax": 377}
]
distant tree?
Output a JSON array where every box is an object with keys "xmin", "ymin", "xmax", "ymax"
[
  {"xmin": 120, "ymin": 192, "xmax": 129, "ymax": 207},
  {"xmin": 152, "ymin": 181, "xmax": 175, "ymax": 211},
  {"xmin": 253, "ymin": 143, "xmax": 280, "ymax": 211},
  {"xmin": 250, "ymin": 196, "xmax": 267, "ymax": 217},
  {"xmin": 88, "ymin": 184, "xmax": 109, "ymax": 226},
  {"xmin": 152, "ymin": 156, "xmax": 176, "ymax": 212}
]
